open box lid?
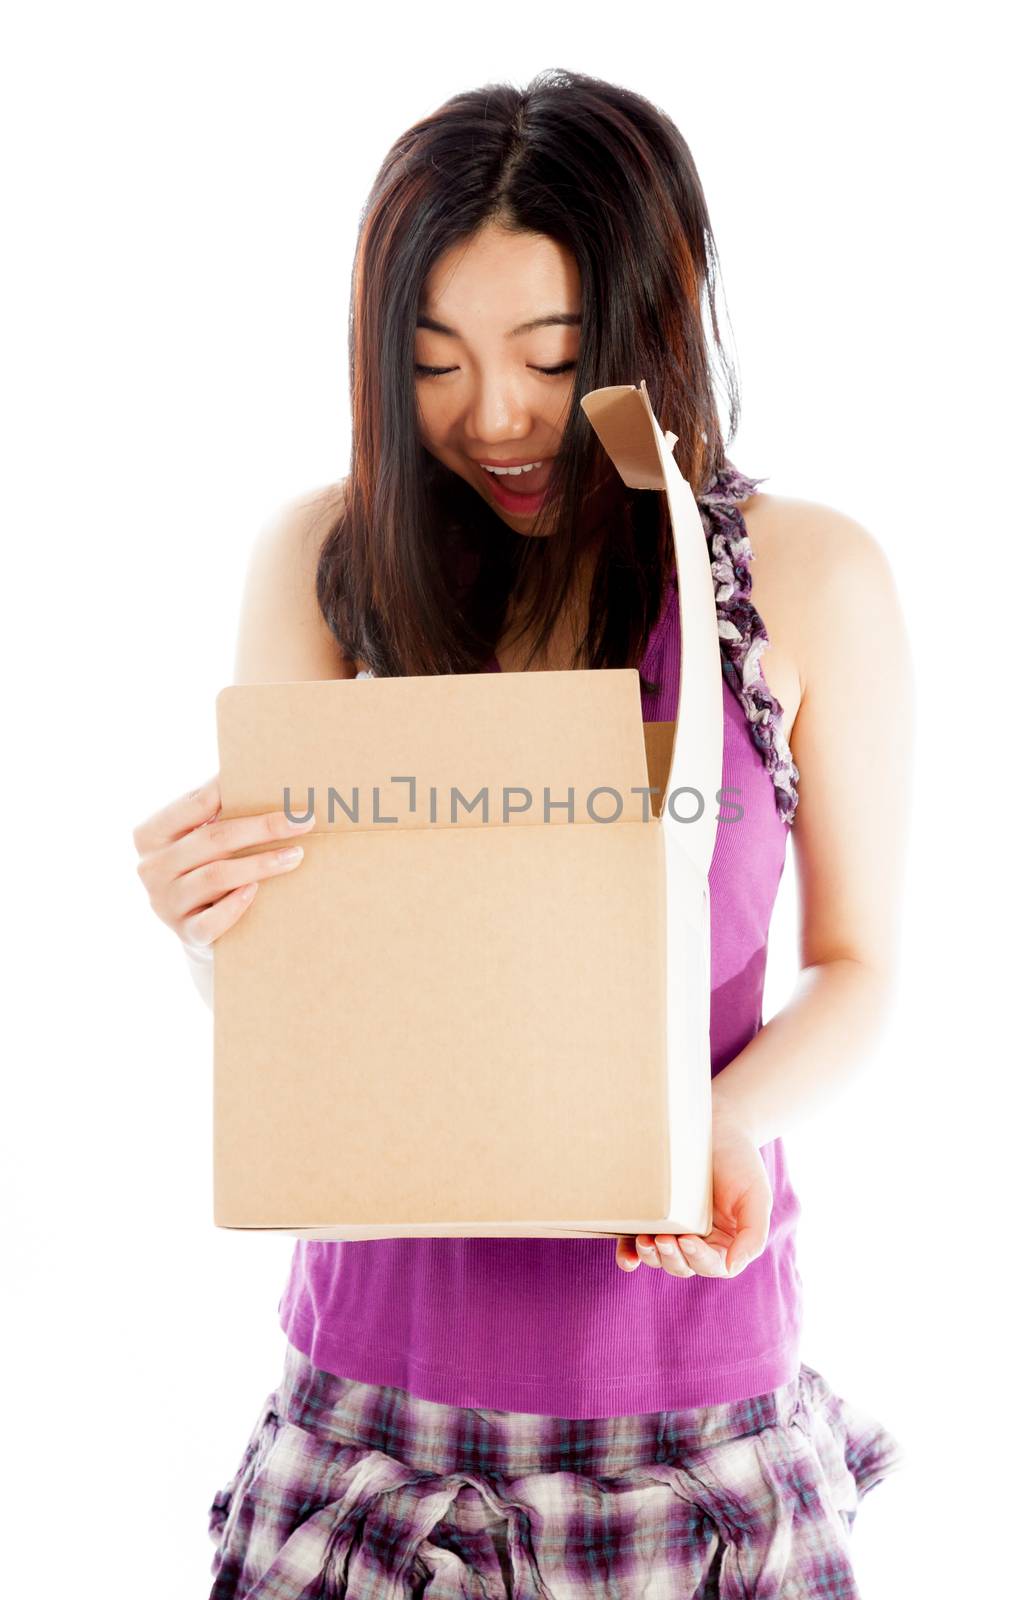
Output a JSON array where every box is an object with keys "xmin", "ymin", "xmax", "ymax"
[{"xmin": 579, "ymin": 381, "xmax": 723, "ymax": 876}]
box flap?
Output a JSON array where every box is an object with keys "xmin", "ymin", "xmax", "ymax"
[
  {"xmin": 580, "ymin": 382, "xmax": 723, "ymax": 879},
  {"xmin": 216, "ymin": 667, "xmax": 651, "ymax": 840}
]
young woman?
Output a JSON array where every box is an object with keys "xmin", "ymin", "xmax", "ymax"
[{"xmin": 133, "ymin": 68, "xmax": 913, "ymax": 1598}]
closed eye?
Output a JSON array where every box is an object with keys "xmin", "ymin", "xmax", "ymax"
[{"xmin": 414, "ymin": 362, "xmax": 577, "ymax": 379}]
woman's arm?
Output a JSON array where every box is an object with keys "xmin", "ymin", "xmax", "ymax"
[
  {"xmin": 711, "ymin": 503, "xmax": 916, "ymax": 1147},
  {"xmin": 181, "ymin": 482, "xmax": 357, "ymax": 1012},
  {"xmin": 233, "ymin": 481, "xmax": 355, "ymax": 685}
]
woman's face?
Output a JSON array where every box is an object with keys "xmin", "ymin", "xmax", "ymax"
[{"xmin": 414, "ymin": 222, "xmax": 581, "ymax": 536}]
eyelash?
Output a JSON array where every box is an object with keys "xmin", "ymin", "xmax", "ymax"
[{"xmin": 414, "ymin": 362, "xmax": 577, "ymax": 379}]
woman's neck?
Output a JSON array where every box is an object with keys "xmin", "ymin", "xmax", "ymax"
[{"xmin": 495, "ymin": 543, "xmax": 600, "ymax": 673}]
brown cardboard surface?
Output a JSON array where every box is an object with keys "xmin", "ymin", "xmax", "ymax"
[{"xmin": 213, "ymin": 381, "xmax": 719, "ymax": 1240}]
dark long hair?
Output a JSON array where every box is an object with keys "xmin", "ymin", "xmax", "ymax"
[{"xmin": 316, "ymin": 67, "xmax": 741, "ymax": 683}]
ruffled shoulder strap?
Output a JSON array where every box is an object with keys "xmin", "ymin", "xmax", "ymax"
[{"xmin": 696, "ymin": 461, "xmax": 800, "ymax": 826}]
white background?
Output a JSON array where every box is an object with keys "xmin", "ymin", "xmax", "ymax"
[{"xmin": 3, "ymin": 2, "xmax": 1014, "ymax": 1594}]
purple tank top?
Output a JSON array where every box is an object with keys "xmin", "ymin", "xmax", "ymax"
[{"xmin": 278, "ymin": 463, "xmax": 804, "ymax": 1418}]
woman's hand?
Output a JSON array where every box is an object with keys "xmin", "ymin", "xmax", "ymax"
[
  {"xmin": 133, "ymin": 773, "xmax": 316, "ymax": 955},
  {"xmin": 615, "ymin": 1093, "xmax": 773, "ymax": 1277}
]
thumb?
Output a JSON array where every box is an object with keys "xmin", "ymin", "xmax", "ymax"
[{"xmin": 725, "ymin": 1173, "xmax": 772, "ymax": 1274}]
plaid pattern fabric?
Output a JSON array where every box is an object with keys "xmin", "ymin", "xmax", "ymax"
[{"xmin": 207, "ymin": 1340, "xmax": 904, "ymax": 1598}]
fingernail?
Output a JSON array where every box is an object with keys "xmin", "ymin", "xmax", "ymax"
[
  {"xmin": 729, "ymin": 1253, "xmax": 749, "ymax": 1274},
  {"xmin": 658, "ymin": 1239, "xmax": 677, "ymax": 1255},
  {"xmin": 277, "ymin": 845, "xmax": 304, "ymax": 864}
]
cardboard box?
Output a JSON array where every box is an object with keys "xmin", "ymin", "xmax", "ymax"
[{"xmin": 213, "ymin": 380, "xmax": 722, "ymax": 1241}]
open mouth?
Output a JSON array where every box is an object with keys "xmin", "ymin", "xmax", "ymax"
[{"xmin": 476, "ymin": 457, "xmax": 555, "ymax": 512}]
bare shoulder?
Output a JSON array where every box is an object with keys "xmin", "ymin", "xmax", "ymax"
[
  {"xmin": 233, "ymin": 477, "xmax": 356, "ymax": 685},
  {"xmin": 742, "ymin": 488, "xmax": 892, "ymax": 594},
  {"xmin": 740, "ymin": 490, "xmax": 903, "ymax": 714},
  {"xmin": 265, "ymin": 477, "xmax": 350, "ymax": 573}
]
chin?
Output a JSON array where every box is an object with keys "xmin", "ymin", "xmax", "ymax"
[{"xmin": 497, "ymin": 516, "xmax": 554, "ymax": 538}]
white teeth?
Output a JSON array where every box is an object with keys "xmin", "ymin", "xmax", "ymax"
[{"xmin": 482, "ymin": 460, "xmax": 544, "ymax": 476}]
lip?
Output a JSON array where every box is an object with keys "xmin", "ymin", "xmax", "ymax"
[
  {"xmin": 474, "ymin": 455, "xmax": 553, "ymax": 468},
  {"xmin": 473, "ymin": 454, "xmax": 556, "ymax": 513}
]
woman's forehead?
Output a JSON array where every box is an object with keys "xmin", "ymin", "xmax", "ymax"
[{"xmin": 419, "ymin": 226, "xmax": 581, "ymax": 336}]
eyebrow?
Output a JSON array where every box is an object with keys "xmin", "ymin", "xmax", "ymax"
[{"xmin": 415, "ymin": 311, "xmax": 581, "ymax": 339}]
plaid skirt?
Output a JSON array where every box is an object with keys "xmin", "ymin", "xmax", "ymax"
[{"xmin": 207, "ymin": 1340, "xmax": 904, "ymax": 1599}]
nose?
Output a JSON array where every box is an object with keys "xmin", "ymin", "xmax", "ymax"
[{"xmin": 463, "ymin": 368, "xmax": 534, "ymax": 449}]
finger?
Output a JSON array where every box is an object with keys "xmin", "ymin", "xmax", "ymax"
[
  {"xmin": 616, "ymin": 1236, "xmax": 640, "ymax": 1272},
  {"xmin": 133, "ymin": 774, "xmax": 222, "ymax": 856},
  {"xmin": 675, "ymin": 1235, "xmax": 730, "ymax": 1277},
  {"xmin": 143, "ymin": 805, "xmax": 317, "ymax": 916},
  {"xmin": 635, "ymin": 1234, "xmax": 668, "ymax": 1271},
  {"xmin": 701, "ymin": 1228, "xmax": 738, "ymax": 1256},
  {"xmin": 171, "ymin": 803, "xmax": 318, "ymax": 880},
  {"xmin": 652, "ymin": 1235, "xmax": 696, "ymax": 1277},
  {"xmin": 167, "ymin": 835, "xmax": 309, "ymax": 924},
  {"xmin": 181, "ymin": 880, "xmax": 261, "ymax": 951}
]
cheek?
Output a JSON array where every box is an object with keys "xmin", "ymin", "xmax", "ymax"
[
  {"xmin": 414, "ymin": 385, "xmax": 455, "ymax": 446},
  {"xmin": 532, "ymin": 391, "xmax": 569, "ymax": 440}
]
